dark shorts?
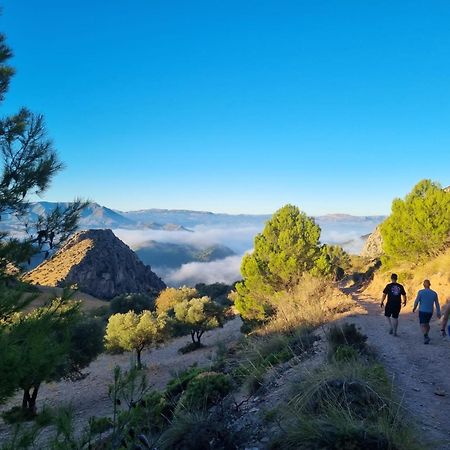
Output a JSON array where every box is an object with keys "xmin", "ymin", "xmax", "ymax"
[
  {"xmin": 419, "ymin": 311, "xmax": 433, "ymax": 324},
  {"xmin": 385, "ymin": 301, "xmax": 401, "ymax": 319}
]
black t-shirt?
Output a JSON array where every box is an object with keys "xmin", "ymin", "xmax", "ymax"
[{"xmin": 383, "ymin": 282, "xmax": 406, "ymax": 303}]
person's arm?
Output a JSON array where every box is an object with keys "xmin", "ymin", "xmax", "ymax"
[
  {"xmin": 441, "ymin": 303, "xmax": 450, "ymax": 335},
  {"xmin": 401, "ymin": 286, "xmax": 407, "ymax": 307},
  {"xmin": 380, "ymin": 293, "xmax": 387, "ymax": 308},
  {"xmin": 435, "ymin": 294, "xmax": 441, "ymax": 318},
  {"xmin": 401, "ymin": 294, "xmax": 407, "ymax": 307},
  {"xmin": 412, "ymin": 292, "xmax": 420, "ymax": 312}
]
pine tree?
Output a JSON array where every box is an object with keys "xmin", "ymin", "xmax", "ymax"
[{"xmin": 380, "ymin": 179, "xmax": 450, "ymax": 263}]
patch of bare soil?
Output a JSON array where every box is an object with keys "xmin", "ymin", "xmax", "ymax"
[{"xmin": 0, "ymin": 318, "xmax": 243, "ymax": 443}]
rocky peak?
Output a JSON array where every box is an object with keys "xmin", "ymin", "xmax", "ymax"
[
  {"xmin": 361, "ymin": 225, "xmax": 383, "ymax": 258},
  {"xmin": 24, "ymin": 229, "xmax": 166, "ymax": 299}
]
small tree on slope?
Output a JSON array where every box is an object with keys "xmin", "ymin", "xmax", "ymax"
[
  {"xmin": 234, "ymin": 204, "xmax": 333, "ymax": 321},
  {"xmin": 174, "ymin": 296, "xmax": 224, "ymax": 346},
  {"xmin": 105, "ymin": 311, "xmax": 168, "ymax": 369}
]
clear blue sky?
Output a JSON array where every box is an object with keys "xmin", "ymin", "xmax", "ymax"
[{"xmin": 1, "ymin": 1, "xmax": 449, "ymax": 215}]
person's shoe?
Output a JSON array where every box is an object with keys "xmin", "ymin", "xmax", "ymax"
[
  {"xmin": 394, "ymin": 332, "xmax": 398, "ymax": 337},
  {"xmin": 389, "ymin": 329, "xmax": 393, "ymax": 335},
  {"xmin": 424, "ymin": 336, "xmax": 430, "ymax": 345}
]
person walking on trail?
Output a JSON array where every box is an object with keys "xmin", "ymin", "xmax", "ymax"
[
  {"xmin": 380, "ymin": 273, "xmax": 407, "ymax": 336},
  {"xmin": 412, "ymin": 279, "xmax": 441, "ymax": 344}
]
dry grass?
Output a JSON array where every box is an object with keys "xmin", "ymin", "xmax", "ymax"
[
  {"xmin": 21, "ymin": 286, "xmax": 108, "ymax": 313},
  {"xmin": 365, "ymin": 248, "xmax": 450, "ymax": 312},
  {"xmin": 23, "ymin": 238, "xmax": 94, "ymax": 287},
  {"xmin": 262, "ymin": 275, "xmax": 358, "ymax": 335}
]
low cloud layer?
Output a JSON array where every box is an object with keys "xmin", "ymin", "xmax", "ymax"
[
  {"xmin": 114, "ymin": 225, "xmax": 261, "ymax": 254},
  {"xmin": 162, "ymin": 254, "xmax": 244, "ymax": 287},
  {"xmin": 113, "ymin": 219, "xmax": 380, "ymax": 286}
]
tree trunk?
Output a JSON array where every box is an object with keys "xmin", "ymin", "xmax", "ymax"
[
  {"xmin": 191, "ymin": 331, "xmax": 196, "ymax": 344},
  {"xmin": 196, "ymin": 330, "xmax": 204, "ymax": 345},
  {"xmin": 136, "ymin": 349, "xmax": 142, "ymax": 369},
  {"xmin": 22, "ymin": 385, "xmax": 39, "ymax": 415}
]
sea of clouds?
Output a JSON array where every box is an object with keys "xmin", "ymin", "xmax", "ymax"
[{"xmin": 113, "ymin": 218, "xmax": 380, "ymax": 287}]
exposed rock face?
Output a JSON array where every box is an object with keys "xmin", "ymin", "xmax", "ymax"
[
  {"xmin": 24, "ymin": 229, "xmax": 166, "ymax": 299},
  {"xmin": 361, "ymin": 225, "xmax": 383, "ymax": 258}
]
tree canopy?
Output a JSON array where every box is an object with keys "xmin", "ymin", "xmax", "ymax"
[
  {"xmin": 105, "ymin": 310, "xmax": 168, "ymax": 368},
  {"xmin": 234, "ymin": 204, "xmax": 337, "ymax": 321},
  {"xmin": 173, "ymin": 296, "xmax": 224, "ymax": 345},
  {"xmin": 380, "ymin": 179, "xmax": 450, "ymax": 263}
]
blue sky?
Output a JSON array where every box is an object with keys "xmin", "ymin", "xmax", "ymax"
[{"xmin": 1, "ymin": 1, "xmax": 449, "ymax": 215}]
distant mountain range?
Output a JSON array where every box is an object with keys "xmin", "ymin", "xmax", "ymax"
[{"xmin": 0, "ymin": 201, "xmax": 385, "ymax": 232}]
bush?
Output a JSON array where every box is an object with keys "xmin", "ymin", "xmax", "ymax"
[
  {"xmin": 177, "ymin": 372, "xmax": 232, "ymax": 411},
  {"xmin": 159, "ymin": 411, "xmax": 237, "ymax": 450},
  {"xmin": 165, "ymin": 366, "xmax": 205, "ymax": 400},
  {"xmin": 274, "ymin": 354, "xmax": 419, "ymax": 450},
  {"xmin": 119, "ymin": 390, "xmax": 171, "ymax": 435},
  {"xmin": 327, "ymin": 323, "xmax": 368, "ymax": 360},
  {"xmin": 178, "ymin": 341, "xmax": 204, "ymax": 354},
  {"xmin": 195, "ymin": 283, "xmax": 233, "ymax": 307},
  {"xmin": 109, "ymin": 293, "xmax": 155, "ymax": 314}
]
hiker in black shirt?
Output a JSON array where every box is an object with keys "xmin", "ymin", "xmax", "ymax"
[{"xmin": 380, "ymin": 273, "xmax": 407, "ymax": 336}]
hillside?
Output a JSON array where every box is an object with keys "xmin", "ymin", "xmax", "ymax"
[
  {"xmin": 23, "ymin": 229, "xmax": 166, "ymax": 299},
  {"xmin": 135, "ymin": 241, "xmax": 235, "ymax": 269},
  {"xmin": 364, "ymin": 248, "xmax": 450, "ymax": 309}
]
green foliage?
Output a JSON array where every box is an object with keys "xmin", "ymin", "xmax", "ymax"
[
  {"xmin": 234, "ymin": 205, "xmax": 334, "ymax": 321},
  {"xmin": 234, "ymin": 327, "xmax": 315, "ymax": 393},
  {"xmin": 381, "ymin": 179, "xmax": 450, "ymax": 263},
  {"xmin": 174, "ymin": 296, "xmax": 224, "ymax": 345},
  {"xmin": 0, "ymin": 293, "xmax": 103, "ymax": 413},
  {"xmin": 159, "ymin": 411, "xmax": 237, "ymax": 450},
  {"xmin": 327, "ymin": 323, "xmax": 368, "ymax": 361},
  {"xmin": 165, "ymin": 366, "xmax": 205, "ymax": 400},
  {"xmin": 105, "ymin": 310, "xmax": 167, "ymax": 368},
  {"xmin": 109, "ymin": 293, "xmax": 155, "ymax": 314},
  {"xmin": 195, "ymin": 282, "xmax": 233, "ymax": 306},
  {"xmin": 177, "ymin": 372, "xmax": 232, "ymax": 412},
  {"xmin": 274, "ymin": 356, "xmax": 419, "ymax": 450},
  {"xmin": 67, "ymin": 317, "xmax": 104, "ymax": 378},
  {"xmin": 0, "ymin": 30, "xmax": 87, "ymax": 411},
  {"xmin": 155, "ymin": 286, "xmax": 198, "ymax": 314}
]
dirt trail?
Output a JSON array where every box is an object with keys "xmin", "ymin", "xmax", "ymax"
[
  {"xmin": 348, "ymin": 291, "xmax": 450, "ymax": 449},
  {"xmin": 0, "ymin": 318, "xmax": 242, "ymax": 442}
]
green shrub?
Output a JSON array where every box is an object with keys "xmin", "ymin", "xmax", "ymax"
[
  {"xmin": 327, "ymin": 323, "xmax": 368, "ymax": 359},
  {"xmin": 332, "ymin": 345, "xmax": 359, "ymax": 363},
  {"xmin": 277, "ymin": 360, "xmax": 420, "ymax": 450},
  {"xmin": 159, "ymin": 411, "xmax": 237, "ymax": 450},
  {"xmin": 109, "ymin": 293, "xmax": 155, "ymax": 314},
  {"xmin": 119, "ymin": 390, "xmax": 171, "ymax": 435},
  {"xmin": 2, "ymin": 406, "xmax": 37, "ymax": 423},
  {"xmin": 87, "ymin": 416, "xmax": 113, "ymax": 435},
  {"xmin": 165, "ymin": 366, "xmax": 205, "ymax": 400},
  {"xmin": 177, "ymin": 372, "xmax": 232, "ymax": 411},
  {"xmin": 178, "ymin": 341, "xmax": 204, "ymax": 354}
]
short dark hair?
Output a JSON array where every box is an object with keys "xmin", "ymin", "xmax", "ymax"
[{"xmin": 391, "ymin": 273, "xmax": 398, "ymax": 281}]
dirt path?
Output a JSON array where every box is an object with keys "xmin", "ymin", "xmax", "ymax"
[
  {"xmin": 0, "ymin": 317, "xmax": 242, "ymax": 443},
  {"xmin": 348, "ymin": 292, "xmax": 450, "ymax": 449}
]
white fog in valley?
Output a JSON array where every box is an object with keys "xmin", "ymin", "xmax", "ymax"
[{"xmin": 113, "ymin": 217, "xmax": 382, "ymax": 286}]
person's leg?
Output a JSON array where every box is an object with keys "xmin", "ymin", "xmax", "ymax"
[
  {"xmin": 392, "ymin": 318, "xmax": 399, "ymax": 336},
  {"xmin": 386, "ymin": 316, "xmax": 393, "ymax": 333}
]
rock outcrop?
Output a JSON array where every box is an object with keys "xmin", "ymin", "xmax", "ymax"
[
  {"xmin": 361, "ymin": 225, "xmax": 383, "ymax": 258},
  {"xmin": 24, "ymin": 229, "xmax": 166, "ymax": 299}
]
